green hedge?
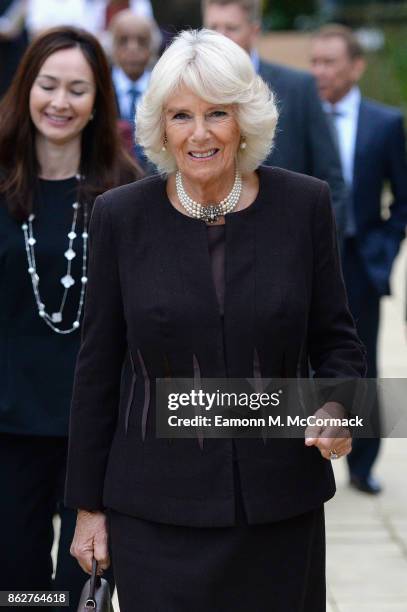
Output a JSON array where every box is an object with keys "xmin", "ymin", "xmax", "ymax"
[
  {"xmin": 361, "ymin": 26, "xmax": 407, "ymax": 119},
  {"xmin": 262, "ymin": 0, "xmax": 316, "ymax": 30}
]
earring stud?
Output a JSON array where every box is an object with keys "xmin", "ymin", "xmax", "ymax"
[{"xmin": 240, "ymin": 139, "xmax": 247, "ymax": 150}]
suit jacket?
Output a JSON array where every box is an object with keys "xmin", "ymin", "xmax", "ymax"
[
  {"xmin": 259, "ymin": 60, "xmax": 347, "ymax": 239},
  {"xmin": 111, "ymin": 67, "xmax": 154, "ymax": 173},
  {"xmin": 65, "ymin": 166, "xmax": 366, "ymax": 527},
  {"xmin": 351, "ymin": 98, "xmax": 407, "ymax": 296}
]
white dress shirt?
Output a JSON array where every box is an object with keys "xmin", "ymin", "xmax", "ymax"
[
  {"xmin": 250, "ymin": 48, "xmax": 260, "ymax": 73},
  {"xmin": 112, "ymin": 65, "xmax": 150, "ymax": 122},
  {"xmin": 26, "ymin": 0, "xmax": 153, "ymax": 38},
  {"xmin": 323, "ymin": 86, "xmax": 361, "ymax": 187}
]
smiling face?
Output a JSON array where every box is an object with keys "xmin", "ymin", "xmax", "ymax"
[
  {"xmin": 111, "ymin": 13, "xmax": 152, "ymax": 81},
  {"xmin": 164, "ymin": 85, "xmax": 241, "ymax": 191},
  {"xmin": 29, "ymin": 47, "xmax": 96, "ymax": 146}
]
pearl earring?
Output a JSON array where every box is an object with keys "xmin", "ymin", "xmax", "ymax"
[
  {"xmin": 240, "ymin": 139, "xmax": 247, "ymax": 150},
  {"xmin": 162, "ymin": 136, "xmax": 167, "ymax": 152}
]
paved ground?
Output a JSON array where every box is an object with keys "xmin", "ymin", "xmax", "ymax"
[{"xmin": 325, "ymin": 240, "xmax": 407, "ymax": 612}]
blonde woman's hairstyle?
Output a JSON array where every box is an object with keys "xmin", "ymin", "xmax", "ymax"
[{"xmin": 135, "ymin": 28, "xmax": 278, "ymax": 175}]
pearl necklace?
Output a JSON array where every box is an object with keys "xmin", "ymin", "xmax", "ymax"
[
  {"xmin": 175, "ymin": 170, "xmax": 242, "ymax": 223},
  {"xmin": 21, "ymin": 176, "xmax": 89, "ymax": 334}
]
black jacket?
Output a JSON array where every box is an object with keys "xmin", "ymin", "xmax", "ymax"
[
  {"xmin": 65, "ymin": 166, "xmax": 366, "ymax": 527},
  {"xmin": 350, "ymin": 98, "xmax": 407, "ymax": 296},
  {"xmin": 259, "ymin": 60, "xmax": 347, "ymax": 240}
]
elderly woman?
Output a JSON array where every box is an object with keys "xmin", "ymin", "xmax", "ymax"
[{"xmin": 66, "ymin": 29, "xmax": 365, "ymax": 612}]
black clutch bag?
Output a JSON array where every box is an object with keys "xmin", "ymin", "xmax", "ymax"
[{"xmin": 77, "ymin": 559, "xmax": 113, "ymax": 612}]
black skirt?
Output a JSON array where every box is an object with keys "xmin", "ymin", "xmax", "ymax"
[{"xmin": 109, "ymin": 461, "xmax": 326, "ymax": 612}]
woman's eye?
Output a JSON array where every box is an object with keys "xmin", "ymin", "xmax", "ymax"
[
  {"xmin": 40, "ymin": 85, "xmax": 54, "ymax": 91},
  {"xmin": 173, "ymin": 112, "xmax": 189, "ymax": 120},
  {"xmin": 209, "ymin": 110, "xmax": 228, "ymax": 118},
  {"xmin": 71, "ymin": 91, "xmax": 85, "ymax": 96}
]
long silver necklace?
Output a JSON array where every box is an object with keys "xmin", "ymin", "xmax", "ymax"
[
  {"xmin": 175, "ymin": 170, "xmax": 242, "ymax": 223},
  {"xmin": 21, "ymin": 175, "xmax": 89, "ymax": 335}
]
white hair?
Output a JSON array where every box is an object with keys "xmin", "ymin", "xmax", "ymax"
[{"xmin": 136, "ymin": 29, "xmax": 278, "ymax": 174}]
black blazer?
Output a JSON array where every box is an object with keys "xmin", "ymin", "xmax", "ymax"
[
  {"xmin": 259, "ymin": 60, "xmax": 347, "ymax": 240},
  {"xmin": 351, "ymin": 98, "xmax": 407, "ymax": 296},
  {"xmin": 65, "ymin": 166, "xmax": 366, "ymax": 527}
]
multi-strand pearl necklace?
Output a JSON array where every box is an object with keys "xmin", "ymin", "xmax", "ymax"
[
  {"xmin": 21, "ymin": 176, "xmax": 89, "ymax": 334},
  {"xmin": 175, "ymin": 170, "xmax": 242, "ymax": 223}
]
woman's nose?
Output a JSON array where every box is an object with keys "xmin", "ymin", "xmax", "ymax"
[
  {"xmin": 50, "ymin": 88, "xmax": 69, "ymax": 109},
  {"xmin": 191, "ymin": 118, "xmax": 209, "ymax": 141}
]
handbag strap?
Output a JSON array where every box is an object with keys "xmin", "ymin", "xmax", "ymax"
[{"xmin": 85, "ymin": 559, "xmax": 100, "ymax": 608}]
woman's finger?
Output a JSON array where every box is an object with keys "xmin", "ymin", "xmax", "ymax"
[
  {"xmin": 93, "ymin": 532, "xmax": 111, "ymax": 571},
  {"xmin": 317, "ymin": 437, "xmax": 352, "ymax": 460},
  {"xmin": 70, "ymin": 543, "xmax": 94, "ymax": 574}
]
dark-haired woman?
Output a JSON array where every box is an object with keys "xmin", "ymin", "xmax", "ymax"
[{"xmin": 0, "ymin": 26, "xmax": 142, "ymax": 609}]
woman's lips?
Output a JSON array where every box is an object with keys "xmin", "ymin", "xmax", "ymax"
[
  {"xmin": 188, "ymin": 149, "xmax": 219, "ymax": 161},
  {"xmin": 44, "ymin": 113, "xmax": 73, "ymax": 126}
]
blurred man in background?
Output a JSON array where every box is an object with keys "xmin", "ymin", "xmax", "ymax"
[
  {"xmin": 110, "ymin": 9, "xmax": 158, "ymax": 167},
  {"xmin": 311, "ymin": 24, "xmax": 407, "ymax": 494},
  {"xmin": 202, "ymin": 0, "xmax": 347, "ymax": 241}
]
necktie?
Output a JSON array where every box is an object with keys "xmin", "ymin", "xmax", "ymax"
[
  {"xmin": 326, "ymin": 107, "xmax": 357, "ymax": 237},
  {"xmin": 326, "ymin": 107, "xmax": 342, "ymax": 151},
  {"xmin": 126, "ymin": 86, "xmax": 148, "ymax": 168},
  {"xmin": 127, "ymin": 86, "xmax": 140, "ymax": 123}
]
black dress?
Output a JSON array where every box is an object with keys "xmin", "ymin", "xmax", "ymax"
[
  {"xmin": 0, "ymin": 178, "xmax": 112, "ymax": 610},
  {"xmin": 0, "ymin": 177, "xmax": 83, "ymax": 435},
  {"xmin": 109, "ymin": 224, "xmax": 326, "ymax": 612}
]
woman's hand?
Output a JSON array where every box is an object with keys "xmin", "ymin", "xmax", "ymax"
[
  {"xmin": 304, "ymin": 401, "xmax": 352, "ymax": 460},
  {"xmin": 70, "ymin": 510, "xmax": 110, "ymax": 575}
]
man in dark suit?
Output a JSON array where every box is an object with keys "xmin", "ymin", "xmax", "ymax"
[
  {"xmin": 202, "ymin": 0, "xmax": 347, "ymax": 239},
  {"xmin": 311, "ymin": 24, "xmax": 407, "ymax": 493},
  {"xmin": 110, "ymin": 9, "xmax": 157, "ymax": 167}
]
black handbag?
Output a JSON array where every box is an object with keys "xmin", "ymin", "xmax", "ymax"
[{"xmin": 77, "ymin": 559, "xmax": 113, "ymax": 612}]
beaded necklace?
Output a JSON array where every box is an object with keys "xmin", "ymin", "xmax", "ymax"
[
  {"xmin": 175, "ymin": 170, "xmax": 242, "ymax": 223},
  {"xmin": 21, "ymin": 174, "xmax": 89, "ymax": 334}
]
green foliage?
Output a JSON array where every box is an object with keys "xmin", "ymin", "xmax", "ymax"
[
  {"xmin": 262, "ymin": 0, "xmax": 316, "ymax": 30},
  {"xmin": 361, "ymin": 26, "xmax": 407, "ymax": 119},
  {"xmin": 261, "ymin": 2, "xmax": 407, "ymax": 119}
]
